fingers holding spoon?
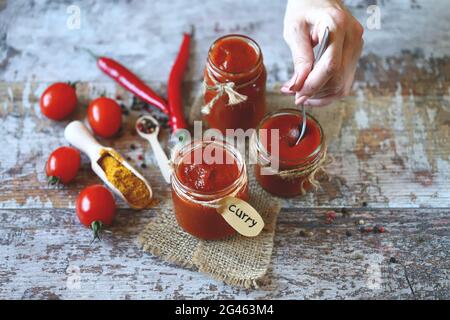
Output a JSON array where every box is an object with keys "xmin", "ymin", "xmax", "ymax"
[{"xmin": 294, "ymin": 26, "xmax": 330, "ymax": 145}]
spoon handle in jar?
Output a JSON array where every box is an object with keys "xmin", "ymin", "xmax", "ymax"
[{"xmin": 315, "ymin": 27, "xmax": 330, "ymax": 65}]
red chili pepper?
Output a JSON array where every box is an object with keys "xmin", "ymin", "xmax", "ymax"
[
  {"xmin": 97, "ymin": 57, "xmax": 170, "ymax": 115},
  {"xmin": 167, "ymin": 32, "xmax": 191, "ymax": 131}
]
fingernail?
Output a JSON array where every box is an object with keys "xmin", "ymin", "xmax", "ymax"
[
  {"xmin": 288, "ymin": 73, "xmax": 299, "ymax": 91},
  {"xmin": 280, "ymin": 86, "xmax": 295, "ymax": 95},
  {"xmin": 283, "ymin": 73, "xmax": 297, "ymax": 90}
]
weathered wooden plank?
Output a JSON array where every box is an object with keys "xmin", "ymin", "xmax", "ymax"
[{"xmin": 0, "ymin": 207, "xmax": 448, "ymax": 299}]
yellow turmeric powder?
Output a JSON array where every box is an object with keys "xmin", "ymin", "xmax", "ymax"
[{"xmin": 98, "ymin": 153, "xmax": 152, "ymax": 209}]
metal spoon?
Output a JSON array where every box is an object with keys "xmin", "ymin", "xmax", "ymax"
[
  {"xmin": 136, "ymin": 115, "xmax": 172, "ymax": 184},
  {"xmin": 295, "ymin": 27, "xmax": 330, "ymax": 145}
]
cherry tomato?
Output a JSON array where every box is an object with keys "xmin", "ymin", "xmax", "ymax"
[
  {"xmin": 87, "ymin": 97, "xmax": 122, "ymax": 138},
  {"xmin": 40, "ymin": 83, "xmax": 78, "ymax": 120},
  {"xmin": 46, "ymin": 146, "xmax": 81, "ymax": 185},
  {"xmin": 76, "ymin": 184, "xmax": 116, "ymax": 241}
]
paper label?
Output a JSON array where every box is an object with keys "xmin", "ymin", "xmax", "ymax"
[{"xmin": 217, "ymin": 197, "xmax": 264, "ymax": 237}]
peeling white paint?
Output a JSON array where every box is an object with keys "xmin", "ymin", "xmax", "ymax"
[
  {"xmin": 21, "ymin": 81, "xmax": 31, "ymax": 111},
  {"xmin": 355, "ymin": 108, "xmax": 369, "ymax": 129},
  {"xmin": 408, "ymin": 90, "xmax": 431, "ymax": 171},
  {"xmin": 426, "ymin": 107, "xmax": 437, "ymax": 124},
  {"xmin": 7, "ymin": 86, "xmax": 13, "ymax": 102}
]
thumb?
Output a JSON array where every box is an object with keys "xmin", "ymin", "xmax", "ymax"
[{"xmin": 283, "ymin": 21, "xmax": 314, "ymax": 92}]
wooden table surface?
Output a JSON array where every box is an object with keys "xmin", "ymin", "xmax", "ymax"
[{"xmin": 0, "ymin": 0, "xmax": 449, "ymax": 299}]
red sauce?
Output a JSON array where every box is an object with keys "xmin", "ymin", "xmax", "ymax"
[
  {"xmin": 171, "ymin": 145, "xmax": 248, "ymax": 240},
  {"xmin": 204, "ymin": 35, "xmax": 266, "ymax": 133},
  {"xmin": 177, "ymin": 161, "xmax": 240, "ymax": 192},
  {"xmin": 261, "ymin": 114, "xmax": 322, "ymax": 164},
  {"xmin": 254, "ymin": 111, "xmax": 324, "ymax": 197},
  {"xmin": 210, "ymin": 37, "xmax": 259, "ymax": 74}
]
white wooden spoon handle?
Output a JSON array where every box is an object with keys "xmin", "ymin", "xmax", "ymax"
[
  {"xmin": 148, "ymin": 135, "xmax": 172, "ymax": 184},
  {"xmin": 64, "ymin": 121, "xmax": 103, "ymax": 161}
]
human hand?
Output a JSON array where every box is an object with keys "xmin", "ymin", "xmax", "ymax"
[{"xmin": 281, "ymin": 0, "xmax": 364, "ymax": 106}]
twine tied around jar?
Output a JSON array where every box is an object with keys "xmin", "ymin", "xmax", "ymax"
[
  {"xmin": 201, "ymin": 64, "xmax": 266, "ymax": 116},
  {"xmin": 281, "ymin": 145, "xmax": 331, "ymax": 194},
  {"xmin": 180, "ymin": 183, "xmax": 246, "ymax": 209},
  {"xmin": 259, "ymin": 144, "xmax": 332, "ymax": 195},
  {"xmin": 201, "ymin": 80, "xmax": 248, "ymax": 115}
]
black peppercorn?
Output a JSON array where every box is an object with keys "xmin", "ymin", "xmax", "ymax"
[{"xmin": 341, "ymin": 207, "xmax": 350, "ymax": 216}]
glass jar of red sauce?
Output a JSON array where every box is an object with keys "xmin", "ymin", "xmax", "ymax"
[
  {"xmin": 171, "ymin": 139, "xmax": 249, "ymax": 240},
  {"xmin": 252, "ymin": 109, "xmax": 326, "ymax": 198},
  {"xmin": 203, "ymin": 34, "xmax": 267, "ymax": 133}
]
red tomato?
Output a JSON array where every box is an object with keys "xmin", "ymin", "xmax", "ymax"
[
  {"xmin": 46, "ymin": 146, "xmax": 81, "ymax": 185},
  {"xmin": 87, "ymin": 97, "xmax": 122, "ymax": 138},
  {"xmin": 76, "ymin": 184, "xmax": 116, "ymax": 241},
  {"xmin": 40, "ymin": 83, "xmax": 78, "ymax": 120}
]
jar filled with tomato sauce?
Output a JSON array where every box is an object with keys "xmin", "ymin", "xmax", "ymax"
[
  {"xmin": 252, "ymin": 109, "xmax": 326, "ymax": 198},
  {"xmin": 203, "ymin": 34, "xmax": 267, "ymax": 133},
  {"xmin": 171, "ymin": 140, "xmax": 249, "ymax": 240}
]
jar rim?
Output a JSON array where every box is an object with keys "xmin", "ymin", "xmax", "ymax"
[
  {"xmin": 171, "ymin": 139, "xmax": 247, "ymax": 201},
  {"xmin": 207, "ymin": 34, "xmax": 263, "ymax": 77},
  {"xmin": 253, "ymin": 108, "xmax": 325, "ymax": 167}
]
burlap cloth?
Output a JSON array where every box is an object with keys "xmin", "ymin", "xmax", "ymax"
[
  {"xmin": 138, "ymin": 89, "xmax": 340, "ymax": 288},
  {"xmin": 138, "ymin": 172, "xmax": 281, "ymax": 288}
]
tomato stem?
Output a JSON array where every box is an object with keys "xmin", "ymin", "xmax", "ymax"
[
  {"xmin": 90, "ymin": 221, "xmax": 103, "ymax": 243},
  {"xmin": 67, "ymin": 81, "xmax": 80, "ymax": 89},
  {"xmin": 47, "ymin": 176, "xmax": 60, "ymax": 186}
]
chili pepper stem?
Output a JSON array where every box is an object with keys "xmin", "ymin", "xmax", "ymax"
[
  {"xmin": 187, "ymin": 24, "xmax": 195, "ymax": 37},
  {"xmin": 74, "ymin": 46, "xmax": 99, "ymax": 60}
]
